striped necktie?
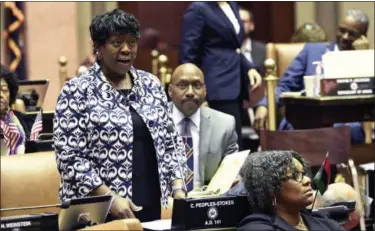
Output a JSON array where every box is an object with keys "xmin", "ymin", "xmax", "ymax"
[{"xmin": 181, "ymin": 118, "xmax": 194, "ymax": 192}]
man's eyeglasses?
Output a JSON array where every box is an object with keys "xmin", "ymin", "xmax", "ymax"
[
  {"xmin": 288, "ymin": 171, "xmax": 308, "ymax": 183},
  {"xmin": 171, "ymin": 82, "xmax": 205, "ymax": 91}
]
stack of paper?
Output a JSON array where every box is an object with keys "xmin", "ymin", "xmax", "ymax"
[
  {"xmin": 322, "ymin": 50, "xmax": 374, "ymax": 78},
  {"xmin": 205, "ymin": 149, "xmax": 250, "ymax": 194}
]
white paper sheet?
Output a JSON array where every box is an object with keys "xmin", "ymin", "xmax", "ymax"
[
  {"xmin": 322, "ymin": 50, "xmax": 374, "ymax": 78},
  {"xmin": 205, "ymin": 149, "xmax": 250, "ymax": 194},
  {"xmin": 360, "ymin": 162, "xmax": 375, "ymax": 171},
  {"xmin": 141, "ymin": 219, "xmax": 171, "ymax": 230}
]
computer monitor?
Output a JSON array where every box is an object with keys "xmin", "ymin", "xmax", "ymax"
[
  {"xmin": 17, "ymin": 80, "xmax": 49, "ymax": 111},
  {"xmin": 58, "ymin": 195, "xmax": 112, "ymax": 230}
]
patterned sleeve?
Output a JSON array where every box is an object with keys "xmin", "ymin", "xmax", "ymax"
[
  {"xmin": 53, "ymin": 79, "xmax": 103, "ymax": 201},
  {"xmin": 155, "ymin": 76, "xmax": 188, "ymax": 185}
]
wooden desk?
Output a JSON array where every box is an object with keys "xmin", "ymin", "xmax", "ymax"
[
  {"xmin": 280, "ymin": 94, "xmax": 374, "ymax": 164},
  {"xmin": 280, "ymin": 95, "xmax": 374, "ymax": 129}
]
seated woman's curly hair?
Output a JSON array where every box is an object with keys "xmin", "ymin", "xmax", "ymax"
[
  {"xmin": 89, "ymin": 9, "xmax": 141, "ymax": 50},
  {"xmin": 0, "ymin": 64, "xmax": 19, "ymax": 106},
  {"xmin": 239, "ymin": 150, "xmax": 310, "ymax": 213},
  {"xmin": 291, "ymin": 22, "xmax": 328, "ymax": 43}
]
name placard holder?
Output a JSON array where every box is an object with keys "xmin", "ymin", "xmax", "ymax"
[
  {"xmin": 171, "ymin": 196, "xmax": 250, "ymax": 230},
  {"xmin": 320, "ymin": 77, "xmax": 374, "ymax": 96},
  {"xmin": 0, "ymin": 213, "xmax": 58, "ymax": 231}
]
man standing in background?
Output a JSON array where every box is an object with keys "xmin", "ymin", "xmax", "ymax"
[{"xmin": 239, "ymin": 6, "xmax": 266, "ymax": 77}]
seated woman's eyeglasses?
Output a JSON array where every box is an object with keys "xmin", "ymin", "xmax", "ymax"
[
  {"xmin": 288, "ymin": 171, "xmax": 308, "ymax": 183},
  {"xmin": 172, "ymin": 82, "xmax": 205, "ymax": 91}
]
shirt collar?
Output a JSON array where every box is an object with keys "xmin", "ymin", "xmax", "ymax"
[
  {"xmin": 172, "ymin": 104, "xmax": 200, "ymax": 129},
  {"xmin": 242, "ymin": 38, "xmax": 252, "ymax": 51}
]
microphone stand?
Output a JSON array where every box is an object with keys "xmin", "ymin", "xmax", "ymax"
[{"xmin": 1, "ymin": 200, "xmax": 71, "ymax": 212}]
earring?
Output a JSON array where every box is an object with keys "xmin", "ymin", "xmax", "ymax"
[
  {"xmin": 96, "ymin": 51, "xmax": 102, "ymax": 61},
  {"xmin": 272, "ymin": 197, "xmax": 277, "ymax": 207}
]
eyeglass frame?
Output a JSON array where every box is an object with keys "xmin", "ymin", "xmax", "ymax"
[
  {"xmin": 287, "ymin": 171, "xmax": 309, "ymax": 183},
  {"xmin": 170, "ymin": 82, "xmax": 206, "ymax": 91}
]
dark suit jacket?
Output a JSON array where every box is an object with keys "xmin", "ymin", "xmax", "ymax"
[
  {"xmin": 237, "ymin": 209, "xmax": 345, "ymax": 231},
  {"xmin": 180, "ymin": 2, "xmax": 254, "ymax": 101},
  {"xmin": 243, "ymin": 39, "xmax": 266, "ymax": 77}
]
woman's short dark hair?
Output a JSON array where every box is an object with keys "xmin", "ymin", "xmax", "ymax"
[
  {"xmin": 239, "ymin": 150, "xmax": 310, "ymax": 213},
  {"xmin": 89, "ymin": 9, "xmax": 141, "ymax": 50},
  {"xmin": 0, "ymin": 64, "xmax": 19, "ymax": 106}
]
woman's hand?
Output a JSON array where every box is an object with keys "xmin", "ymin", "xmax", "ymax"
[
  {"xmin": 173, "ymin": 189, "xmax": 187, "ymax": 199},
  {"xmin": 248, "ymin": 68, "xmax": 262, "ymax": 91},
  {"xmin": 110, "ymin": 193, "xmax": 143, "ymax": 219}
]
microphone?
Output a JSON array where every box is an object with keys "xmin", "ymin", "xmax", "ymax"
[
  {"xmin": 166, "ymin": 124, "xmax": 188, "ymax": 193},
  {"xmin": 0, "ymin": 200, "xmax": 71, "ymax": 212}
]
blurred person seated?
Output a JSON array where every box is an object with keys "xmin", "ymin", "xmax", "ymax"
[
  {"xmin": 0, "ymin": 65, "xmax": 29, "ymax": 155},
  {"xmin": 291, "ymin": 22, "xmax": 328, "ymax": 43},
  {"xmin": 254, "ymin": 9, "xmax": 370, "ymax": 144},
  {"xmin": 168, "ymin": 63, "xmax": 239, "ymax": 191},
  {"xmin": 237, "ymin": 150, "xmax": 345, "ymax": 230},
  {"xmin": 313, "ymin": 182, "xmax": 363, "ymax": 230},
  {"xmin": 239, "ymin": 7, "xmax": 266, "ymax": 77}
]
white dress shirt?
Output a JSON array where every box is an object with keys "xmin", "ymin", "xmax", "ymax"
[
  {"xmin": 242, "ymin": 38, "xmax": 253, "ymax": 63},
  {"xmin": 218, "ymin": 2, "xmax": 240, "ymax": 35},
  {"xmin": 171, "ymin": 104, "xmax": 201, "ymax": 188}
]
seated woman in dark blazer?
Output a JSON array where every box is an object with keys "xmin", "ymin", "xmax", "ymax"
[{"xmin": 237, "ymin": 150, "xmax": 344, "ymax": 231}]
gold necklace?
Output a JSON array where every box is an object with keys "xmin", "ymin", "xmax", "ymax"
[{"xmin": 294, "ymin": 215, "xmax": 308, "ymax": 231}]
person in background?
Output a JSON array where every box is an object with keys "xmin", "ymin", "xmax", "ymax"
[
  {"xmin": 53, "ymin": 9, "xmax": 187, "ymax": 222},
  {"xmin": 0, "ymin": 65, "xmax": 29, "ymax": 155},
  {"xmin": 291, "ymin": 22, "xmax": 328, "ymax": 43},
  {"xmin": 237, "ymin": 150, "xmax": 345, "ymax": 230},
  {"xmin": 180, "ymin": 2, "xmax": 262, "ymax": 150},
  {"xmin": 313, "ymin": 182, "xmax": 364, "ymax": 230},
  {"xmin": 168, "ymin": 63, "xmax": 238, "ymax": 191},
  {"xmin": 254, "ymin": 9, "xmax": 370, "ymax": 144},
  {"xmin": 239, "ymin": 6, "xmax": 266, "ymax": 77}
]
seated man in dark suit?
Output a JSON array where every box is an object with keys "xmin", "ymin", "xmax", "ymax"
[{"xmin": 253, "ymin": 9, "xmax": 370, "ymax": 144}]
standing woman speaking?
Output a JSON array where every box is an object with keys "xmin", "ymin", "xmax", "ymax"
[{"xmin": 53, "ymin": 9, "xmax": 187, "ymax": 222}]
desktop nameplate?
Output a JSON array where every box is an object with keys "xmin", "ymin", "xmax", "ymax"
[
  {"xmin": 0, "ymin": 213, "xmax": 58, "ymax": 231},
  {"xmin": 320, "ymin": 77, "xmax": 374, "ymax": 96},
  {"xmin": 171, "ymin": 196, "xmax": 250, "ymax": 230}
]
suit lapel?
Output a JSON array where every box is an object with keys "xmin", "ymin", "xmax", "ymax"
[
  {"xmin": 199, "ymin": 107, "xmax": 212, "ymax": 184},
  {"xmin": 209, "ymin": 2, "xmax": 241, "ymax": 46},
  {"xmin": 229, "ymin": 1, "xmax": 244, "ymax": 44}
]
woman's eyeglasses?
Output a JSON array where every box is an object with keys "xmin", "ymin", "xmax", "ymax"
[
  {"xmin": 288, "ymin": 171, "xmax": 308, "ymax": 183},
  {"xmin": 171, "ymin": 82, "xmax": 205, "ymax": 91}
]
